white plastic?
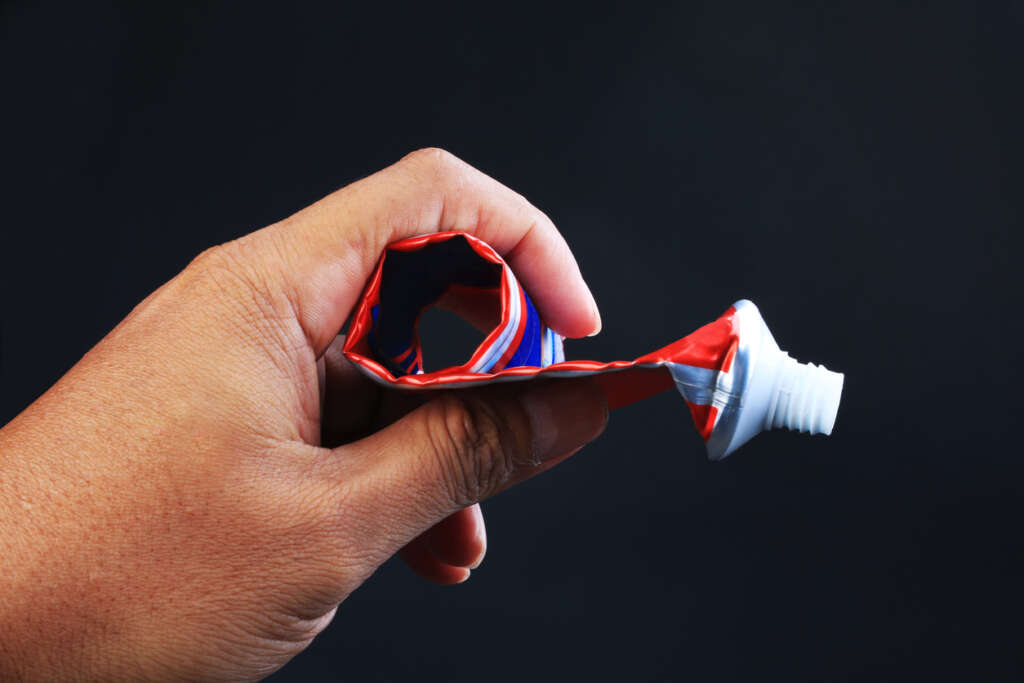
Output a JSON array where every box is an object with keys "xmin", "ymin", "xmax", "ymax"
[{"xmin": 704, "ymin": 300, "xmax": 844, "ymax": 461}]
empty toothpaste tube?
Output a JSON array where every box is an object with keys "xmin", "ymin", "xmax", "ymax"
[{"xmin": 343, "ymin": 232, "xmax": 844, "ymax": 460}]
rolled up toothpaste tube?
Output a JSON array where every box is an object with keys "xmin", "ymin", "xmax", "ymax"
[{"xmin": 343, "ymin": 231, "xmax": 844, "ymax": 460}]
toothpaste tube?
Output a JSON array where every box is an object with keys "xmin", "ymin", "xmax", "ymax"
[{"xmin": 343, "ymin": 232, "xmax": 844, "ymax": 460}]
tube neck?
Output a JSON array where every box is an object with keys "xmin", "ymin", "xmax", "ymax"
[{"xmin": 764, "ymin": 354, "xmax": 843, "ymax": 435}]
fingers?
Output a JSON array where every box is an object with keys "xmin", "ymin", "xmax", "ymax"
[
  {"xmin": 399, "ymin": 505, "xmax": 487, "ymax": 585},
  {"xmin": 398, "ymin": 536, "xmax": 470, "ymax": 586},
  {"xmin": 336, "ymin": 378, "xmax": 607, "ymax": 560},
  {"xmin": 253, "ymin": 148, "xmax": 601, "ymax": 355},
  {"xmin": 324, "ymin": 339, "xmax": 488, "ymax": 585},
  {"xmin": 423, "ymin": 504, "xmax": 487, "ymax": 569}
]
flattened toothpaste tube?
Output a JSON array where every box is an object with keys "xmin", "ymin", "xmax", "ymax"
[{"xmin": 343, "ymin": 232, "xmax": 844, "ymax": 460}]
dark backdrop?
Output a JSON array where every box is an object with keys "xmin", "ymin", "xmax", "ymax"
[{"xmin": 2, "ymin": 2, "xmax": 1022, "ymax": 681}]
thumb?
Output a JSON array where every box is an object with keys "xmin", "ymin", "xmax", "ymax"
[{"xmin": 344, "ymin": 378, "xmax": 607, "ymax": 553}]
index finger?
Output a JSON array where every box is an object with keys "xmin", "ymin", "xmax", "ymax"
[{"xmin": 254, "ymin": 148, "xmax": 601, "ymax": 354}]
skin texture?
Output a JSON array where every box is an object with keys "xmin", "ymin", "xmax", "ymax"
[{"xmin": 0, "ymin": 149, "xmax": 609, "ymax": 681}]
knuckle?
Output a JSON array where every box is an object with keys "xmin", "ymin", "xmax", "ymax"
[
  {"xmin": 179, "ymin": 243, "xmax": 250, "ymax": 305},
  {"xmin": 400, "ymin": 147, "xmax": 463, "ymax": 184},
  {"xmin": 425, "ymin": 394, "xmax": 516, "ymax": 507},
  {"xmin": 184, "ymin": 242, "xmax": 249, "ymax": 299},
  {"xmin": 186, "ymin": 243, "xmax": 228, "ymax": 273},
  {"xmin": 180, "ymin": 239, "xmax": 301, "ymax": 352},
  {"xmin": 402, "ymin": 146, "xmax": 456, "ymax": 169},
  {"xmin": 184, "ymin": 240, "xmax": 260, "ymax": 290}
]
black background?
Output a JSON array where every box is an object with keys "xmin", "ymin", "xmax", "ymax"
[{"xmin": 2, "ymin": 2, "xmax": 1022, "ymax": 681}]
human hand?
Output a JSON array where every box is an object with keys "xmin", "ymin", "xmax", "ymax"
[{"xmin": 0, "ymin": 149, "xmax": 607, "ymax": 681}]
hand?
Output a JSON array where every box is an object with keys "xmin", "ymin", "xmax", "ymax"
[{"xmin": 0, "ymin": 149, "xmax": 607, "ymax": 681}]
